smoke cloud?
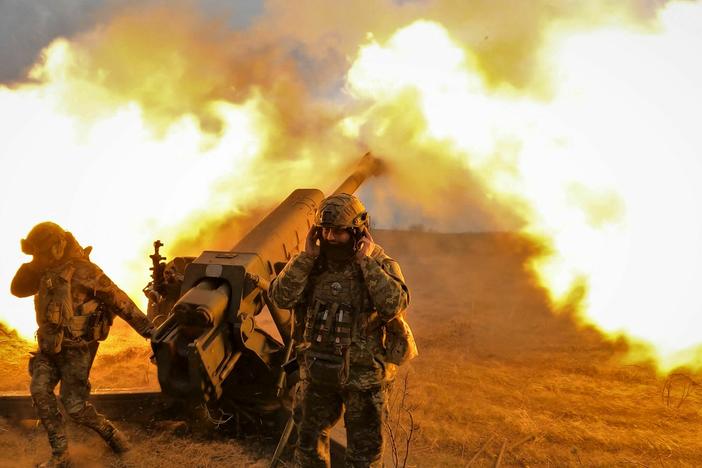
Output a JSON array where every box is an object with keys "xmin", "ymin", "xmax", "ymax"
[
  {"xmin": 0, "ymin": 0, "xmax": 675, "ymax": 239},
  {"xmin": 0, "ymin": 0, "xmax": 263, "ymax": 83}
]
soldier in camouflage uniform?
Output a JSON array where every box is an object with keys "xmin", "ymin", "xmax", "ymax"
[
  {"xmin": 270, "ymin": 194, "xmax": 417, "ymax": 468},
  {"xmin": 10, "ymin": 222, "xmax": 154, "ymax": 468}
]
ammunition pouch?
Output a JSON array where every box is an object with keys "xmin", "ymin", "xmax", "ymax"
[
  {"xmin": 304, "ymin": 299, "xmax": 354, "ymax": 350},
  {"xmin": 44, "ymin": 301, "xmax": 62, "ymax": 326},
  {"xmin": 67, "ymin": 315, "xmax": 90, "ymax": 337},
  {"xmin": 303, "ymin": 352, "xmax": 344, "ymax": 386},
  {"xmin": 35, "ymin": 266, "xmax": 75, "ymax": 355},
  {"xmin": 37, "ymin": 324, "xmax": 64, "ymax": 354},
  {"xmin": 88, "ymin": 305, "xmax": 113, "ymax": 342},
  {"xmin": 69, "ymin": 300, "xmax": 113, "ymax": 341},
  {"xmin": 383, "ymin": 316, "xmax": 418, "ymax": 366}
]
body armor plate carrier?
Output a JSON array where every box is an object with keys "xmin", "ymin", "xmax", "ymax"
[
  {"xmin": 304, "ymin": 261, "xmax": 369, "ymax": 359},
  {"xmin": 34, "ymin": 261, "xmax": 113, "ymax": 353}
]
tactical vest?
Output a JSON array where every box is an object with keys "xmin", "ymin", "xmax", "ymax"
[
  {"xmin": 303, "ymin": 260, "xmax": 369, "ymax": 359},
  {"xmin": 302, "ymin": 255, "xmax": 418, "ymax": 368},
  {"xmin": 34, "ymin": 261, "xmax": 113, "ymax": 354}
]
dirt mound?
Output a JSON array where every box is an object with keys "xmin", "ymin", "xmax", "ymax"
[
  {"xmin": 374, "ymin": 230, "xmax": 701, "ymax": 466},
  {"xmin": 376, "ymin": 230, "xmax": 610, "ymax": 360},
  {"xmin": 0, "ymin": 324, "xmax": 32, "ymax": 392},
  {"xmin": 0, "ymin": 320, "xmax": 156, "ymax": 393}
]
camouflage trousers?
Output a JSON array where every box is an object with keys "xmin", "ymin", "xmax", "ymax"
[
  {"xmin": 293, "ymin": 379, "xmax": 389, "ymax": 468},
  {"xmin": 29, "ymin": 342, "xmax": 118, "ymax": 455}
]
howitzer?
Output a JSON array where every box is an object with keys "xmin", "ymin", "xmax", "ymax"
[
  {"xmin": 0, "ymin": 154, "xmax": 381, "ymax": 468},
  {"xmin": 150, "ymin": 153, "xmax": 383, "ymax": 414}
]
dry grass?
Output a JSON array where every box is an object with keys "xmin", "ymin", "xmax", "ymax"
[
  {"xmin": 3, "ymin": 230, "xmax": 702, "ymax": 467},
  {"xmin": 0, "ymin": 315, "xmax": 157, "ymax": 393},
  {"xmin": 0, "ymin": 416, "xmax": 268, "ymax": 468},
  {"xmin": 377, "ymin": 230, "xmax": 702, "ymax": 467}
]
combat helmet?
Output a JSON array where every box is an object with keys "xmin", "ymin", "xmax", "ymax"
[
  {"xmin": 21, "ymin": 222, "xmax": 67, "ymax": 256},
  {"xmin": 316, "ymin": 193, "xmax": 370, "ymax": 232}
]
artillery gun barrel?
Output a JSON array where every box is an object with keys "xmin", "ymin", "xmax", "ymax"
[
  {"xmin": 332, "ymin": 152, "xmax": 384, "ymax": 195},
  {"xmin": 173, "ymin": 279, "xmax": 230, "ymax": 328},
  {"xmin": 234, "ymin": 153, "xmax": 383, "ymax": 342},
  {"xmin": 152, "ymin": 153, "xmax": 384, "ymax": 405}
]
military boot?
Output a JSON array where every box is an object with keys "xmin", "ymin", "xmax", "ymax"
[
  {"xmin": 68, "ymin": 404, "xmax": 130, "ymax": 453},
  {"xmin": 37, "ymin": 451, "xmax": 70, "ymax": 468},
  {"xmin": 105, "ymin": 427, "xmax": 131, "ymax": 453},
  {"xmin": 89, "ymin": 421, "xmax": 130, "ymax": 453},
  {"xmin": 37, "ymin": 408, "xmax": 70, "ymax": 467}
]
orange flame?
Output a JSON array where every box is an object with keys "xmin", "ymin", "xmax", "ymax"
[
  {"xmin": 0, "ymin": 6, "xmax": 359, "ymax": 340},
  {"xmin": 345, "ymin": 3, "xmax": 702, "ymax": 372},
  {"xmin": 2, "ymin": 1, "xmax": 702, "ymax": 374}
]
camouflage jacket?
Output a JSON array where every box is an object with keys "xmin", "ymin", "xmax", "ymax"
[
  {"xmin": 11, "ymin": 248, "xmax": 152, "ymax": 351},
  {"xmin": 270, "ymin": 244, "xmax": 411, "ymax": 388}
]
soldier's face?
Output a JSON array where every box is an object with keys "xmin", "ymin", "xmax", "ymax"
[{"xmin": 321, "ymin": 227, "xmax": 351, "ymax": 244}]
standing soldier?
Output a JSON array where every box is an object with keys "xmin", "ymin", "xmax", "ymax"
[
  {"xmin": 10, "ymin": 222, "xmax": 154, "ymax": 468},
  {"xmin": 270, "ymin": 194, "xmax": 417, "ymax": 468}
]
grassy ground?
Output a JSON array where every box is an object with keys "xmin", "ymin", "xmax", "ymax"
[
  {"xmin": 380, "ymin": 230, "xmax": 702, "ymax": 467},
  {"xmin": 2, "ymin": 230, "xmax": 702, "ymax": 467}
]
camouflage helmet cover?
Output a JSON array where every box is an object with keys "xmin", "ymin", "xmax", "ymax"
[
  {"xmin": 315, "ymin": 193, "xmax": 369, "ymax": 230},
  {"xmin": 21, "ymin": 222, "xmax": 67, "ymax": 256}
]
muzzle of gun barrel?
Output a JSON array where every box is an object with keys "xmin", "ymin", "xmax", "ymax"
[{"xmin": 172, "ymin": 279, "xmax": 230, "ymax": 328}]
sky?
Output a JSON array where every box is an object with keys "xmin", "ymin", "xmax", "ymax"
[{"xmin": 0, "ymin": 0, "xmax": 264, "ymax": 83}]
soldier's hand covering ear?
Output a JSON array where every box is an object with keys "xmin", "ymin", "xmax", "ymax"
[
  {"xmin": 305, "ymin": 226, "xmax": 321, "ymax": 258},
  {"xmin": 356, "ymin": 227, "xmax": 375, "ymax": 260}
]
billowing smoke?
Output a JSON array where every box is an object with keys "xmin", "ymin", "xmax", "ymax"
[
  {"xmin": 4, "ymin": 0, "xmax": 702, "ymax": 373},
  {"xmin": 0, "ymin": 0, "xmax": 102, "ymax": 82},
  {"xmin": 10, "ymin": 0, "xmax": 670, "ymax": 236},
  {"xmin": 0, "ymin": 0, "xmax": 266, "ymax": 83}
]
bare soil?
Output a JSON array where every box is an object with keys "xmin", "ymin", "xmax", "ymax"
[{"xmin": 1, "ymin": 230, "xmax": 701, "ymax": 467}]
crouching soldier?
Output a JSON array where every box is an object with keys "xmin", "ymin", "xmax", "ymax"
[
  {"xmin": 10, "ymin": 222, "xmax": 154, "ymax": 468},
  {"xmin": 270, "ymin": 194, "xmax": 417, "ymax": 468}
]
